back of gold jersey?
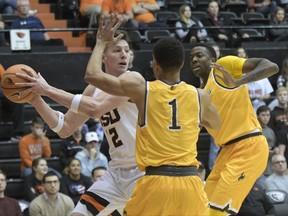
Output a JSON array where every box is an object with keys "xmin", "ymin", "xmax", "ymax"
[{"xmin": 136, "ymin": 80, "xmax": 201, "ymax": 171}]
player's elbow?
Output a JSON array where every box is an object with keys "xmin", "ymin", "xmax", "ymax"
[{"xmin": 271, "ymin": 63, "xmax": 279, "ymax": 75}]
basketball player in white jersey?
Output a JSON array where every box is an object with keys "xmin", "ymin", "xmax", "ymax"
[{"xmin": 16, "ymin": 33, "xmax": 144, "ymax": 215}]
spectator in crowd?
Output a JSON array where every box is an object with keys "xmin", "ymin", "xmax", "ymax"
[
  {"xmin": 60, "ymin": 158, "xmax": 92, "ymax": 205},
  {"xmin": 269, "ymin": 57, "xmax": 288, "ymax": 110},
  {"xmin": 257, "ymin": 105, "xmax": 278, "ymax": 184},
  {"xmin": 82, "ymin": 118, "xmax": 104, "ymax": 144},
  {"xmin": 264, "ymin": 154, "xmax": 288, "ymax": 193},
  {"xmin": 268, "ymin": 7, "xmax": 288, "ymax": 41},
  {"xmin": 29, "ymin": 171, "xmax": 74, "ymax": 216},
  {"xmin": 0, "ymin": 18, "xmax": 6, "ymax": 46},
  {"xmin": 24, "ymin": 157, "xmax": 48, "ymax": 202},
  {"xmin": 201, "ymin": 0, "xmax": 249, "ymax": 47},
  {"xmin": 80, "ymin": 0, "xmax": 103, "ymax": 21},
  {"xmin": 0, "ymin": 0, "xmax": 17, "ymax": 14},
  {"xmin": 0, "ymin": 169, "xmax": 23, "ymax": 216},
  {"xmin": 269, "ymin": 87, "xmax": 288, "ymax": 161},
  {"xmin": 175, "ymin": 4, "xmax": 211, "ymax": 44},
  {"xmin": 235, "ymin": 47, "xmax": 248, "ymax": 58},
  {"xmin": 101, "ymin": 0, "xmax": 138, "ymax": 29},
  {"xmin": 18, "ymin": 117, "xmax": 51, "ymax": 177},
  {"xmin": 238, "ymin": 178, "xmax": 276, "ymax": 216},
  {"xmin": 128, "ymin": 48, "xmax": 142, "ymax": 72},
  {"xmin": 91, "ymin": 166, "xmax": 107, "ymax": 182},
  {"xmin": 211, "ymin": 43, "xmax": 222, "ymax": 59},
  {"xmin": 59, "ymin": 125, "xmax": 85, "ymax": 170},
  {"xmin": 248, "ymin": 77, "xmax": 274, "ymax": 112},
  {"xmin": 0, "ymin": 64, "xmax": 25, "ymax": 142},
  {"xmin": 75, "ymin": 131, "xmax": 108, "ymax": 177},
  {"xmin": 276, "ymin": 57, "xmax": 288, "ymax": 88},
  {"xmin": 130, "ymin": 0, "xmax": 166, "ymax": 30},
  {"xmin": 247, "ymin": 0, "xmax": 278, "ymax": 17},
  {"xmin": 10, "ymin": 0, "xmax": 64, "ymax": 46}
]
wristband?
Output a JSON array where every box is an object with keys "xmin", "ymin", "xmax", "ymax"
[
  {"xmin": 70, "ymin": 94, "xmax": 82, "ymax": 113},
  {"xmin": 51, "ymin": 111, "xmax": 64, "ymax": 133}
]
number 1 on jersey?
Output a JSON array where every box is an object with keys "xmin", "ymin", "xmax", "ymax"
[{"xmin": 168, "ymin": 99, "xmax": 181, "ymax": 130}]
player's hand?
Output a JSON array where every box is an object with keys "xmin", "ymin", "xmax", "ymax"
[
  {"xmin": 211, "ymin": 63, "xmax": 238, "ymax": 87},
  {"xmin": 97, "ymin": 14, "xmax": 124, "ymax": 45},
  {"xmin": 15, "ymin": 67, "xmax": 51, "ymax": 96}
]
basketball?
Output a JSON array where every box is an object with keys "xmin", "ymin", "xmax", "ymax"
[{"xmin": 1, "ymin": 64, "xmax": 37, "ymax": 103}]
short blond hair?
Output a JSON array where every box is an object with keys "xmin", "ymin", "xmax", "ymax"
[{"xmin": 276, "ymin": 86, "xmax": 288, "ymax": 95}]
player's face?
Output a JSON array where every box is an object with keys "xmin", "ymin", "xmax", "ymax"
[
  {"xmin": 190, "ymin": 46, "xmax": 213, "ymax": 79},
  {"xmin": 103, "ymin": 39, "xmax": 130, "ymax": 77}
]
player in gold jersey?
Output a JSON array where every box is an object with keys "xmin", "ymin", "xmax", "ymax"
[
  {"xmin": 190, "ymin": 43, "xmax": 279, "ymax": 215},
  {"xmin": 83, "ymin": 15, "xmax": 220, "ymax": 215}
]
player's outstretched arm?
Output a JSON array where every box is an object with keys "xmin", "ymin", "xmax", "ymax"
[
  {"xmin": 84, "ymin": 14, "xmax": 145, "ymax": 101},
  {"xmin": 198, "ymin": 88, "xmax": 220, "ymax": 130},
  {"xmin": 16, "ymin": 69, "xmax": 129, "ymax": 137},
  {"xmin": 212, "ymin": 58, "xmax": 279, "ymax": 87}
]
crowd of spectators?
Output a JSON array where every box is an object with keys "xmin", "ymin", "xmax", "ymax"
[{"xmin": 1, "ymin": 0, "xmax": 288, "ymax": 48}]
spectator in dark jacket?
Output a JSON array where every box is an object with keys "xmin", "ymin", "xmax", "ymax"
[{"xmin": 201, "ymin": 0, "xmax": 249, "ymax": 47}]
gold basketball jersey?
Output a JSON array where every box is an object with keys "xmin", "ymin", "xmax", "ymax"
[
  {"xmin": 136, "ymin": 80, "xmax": 201, "ymax": 171},
  {"xmin": 204, "ymin": 55, "xmax": 262, "ymax": 146}
]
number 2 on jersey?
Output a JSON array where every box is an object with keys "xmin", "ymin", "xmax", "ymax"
[{"xmin": 109, "ymin": 127, "xmax": 123, "ymax": 148}]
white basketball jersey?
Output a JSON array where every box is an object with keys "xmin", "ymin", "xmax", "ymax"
[{"xmin": 94, "ymin": 89, "xmax": 138, "ymax": 169}]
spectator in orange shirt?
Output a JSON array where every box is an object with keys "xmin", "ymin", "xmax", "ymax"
[
  {"xmin": 130, "ymin": 0, "xmax": 166, "ymax": 29},
  {"xmin": 79, "ymin": 0, "xmax": 103, "ymax": 31},
  {"xmin": 101, "ymin": 0, "xmax": 138, "ymax": 29},
  {"xmin": 18, "ymin": 117, "xmax": 51, "ymax": 177}
]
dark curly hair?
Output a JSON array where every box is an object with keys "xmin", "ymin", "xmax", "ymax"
[{"xmin": 153, "ymin": 37, "xmax": 185, "ymax": 72}]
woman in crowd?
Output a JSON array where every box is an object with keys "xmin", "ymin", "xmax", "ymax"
[
  {"xmin": 60, "ymin": 158, "xmax": 92, "ymax": 205},
  {"xmin": 268, "ymin": 7, "xmax": 288, "ymax": 41},
  {"xmin": 24, "ymin": 157, "xmax": 48, "ymax": 202},
  {"xmin": 175, "ymin": 4, "xmax": 211, "ymax": 43}
]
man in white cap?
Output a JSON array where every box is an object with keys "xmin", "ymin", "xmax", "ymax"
[{"xmin": 75, "ymin": 132, "xmax": 108, "ymax": 177}]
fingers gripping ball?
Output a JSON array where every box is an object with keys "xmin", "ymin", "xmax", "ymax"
[{"xmin": 1, "ymin": 64, "xmax": 37, "ymax": 103}]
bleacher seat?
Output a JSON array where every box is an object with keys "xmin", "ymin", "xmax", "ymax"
[
  {"xmin": 144, "ymin": 29, "xmax": 171, "ymax": 43},
  {"xmin": 218, "ymin": 11, "xmax": 243, "ymax": 25},
  {"xmin": 165, "ymin": 0, "xmax": 193, "ymax": 12},
  {"xmin": 239, "ymin": 29, "xmax": 266, "ymax": 41},
  {"xmin": 5, "ymin": 178, "xmax": 25, "ymax": 200},
  {"xmin": 223, "ymin": 1, "xmax": 248, "ymax": 17},
  {"xmin": 0, "ymin": 141, "xmax": 20, "ymax": 159},
  {"xmin": 155, "ymin": 11, "xmax": 180, "ymax": 26},
  {"xmin": 241, "ymin": 12, "xmax": 269, "ymax": 25},
  {"xmin": 191, "ymin": 11, "xmax": 208, "ymax": 20}
]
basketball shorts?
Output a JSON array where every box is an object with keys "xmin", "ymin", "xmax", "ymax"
[
  {"xmin": 124, "ymin": 175, "xmax": 209, "ymax": 216},
  {"xmin": 205, "ymin": 135, "xmax": 269, "ymax": 215},
  {"xmin": 73, "ymin": 166, "xmax": 144, "ymax": 216}
]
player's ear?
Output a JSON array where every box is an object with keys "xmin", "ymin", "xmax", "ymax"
[{"xmin": 211, "ymin": 56, "xmax": 216, "ymax": 63}]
